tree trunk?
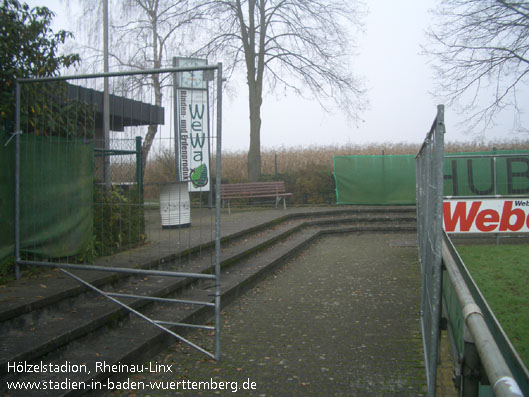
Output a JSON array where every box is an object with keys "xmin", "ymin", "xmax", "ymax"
[
  {"xmin": 236, "ymin": 0, "xmax": 264, "ymax": 182},
  {"xmin": 142, "ymin": 123, "xmax": 158, "ymax": 174},
  {"xmin": 141, "ymin": 71, "xmax": 161, "ymax": 174},
  {"xmin": 247, "ymin": 83, "xmax": 262, "ymax": 181},
  {"xmin": 141, "ymin": 14, "xmax": 162, "ymax": 176}
]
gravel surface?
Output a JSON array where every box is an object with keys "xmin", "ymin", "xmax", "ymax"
[{"xmin": 107, "ymin": 233, "xmax": 426, "ymax": 396}]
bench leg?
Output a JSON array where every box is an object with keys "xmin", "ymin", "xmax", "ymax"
[{"xmin": 274, "ymin": 196, "xmax": 287, "ymax": 210}]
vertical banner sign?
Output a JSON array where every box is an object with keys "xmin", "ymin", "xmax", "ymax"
[{"xmin": 176, "ymin": 58, "xmax": 210, "ymax": 192}]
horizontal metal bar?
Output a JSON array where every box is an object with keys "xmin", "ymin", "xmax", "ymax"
[
  {"xmin": 17, "ymin": 64, "xmax": 220, "ymax": 83},
  {"xmin": 445, "ymin": 153, "xmax": 528, "ymax": 159},
  {"xmin": 93, "ymin": 148, "xmax": 137, "ymax": 153},
  {"xmin": 94, "ymin": 149, "xmax": 137, "ymax": 156},
  {"xmin": 60, "ymin": 268, "xmax": 215, "ymax": 360},
  {"xmin": 444, "ymin": 195, "xmax": 529, "ymax": 200},
  {"xmin": 18, "ymin": 259, "xmax": 216, "ymax": 280},
  {"xmin": 153, "ymin": 320, "xmax": 215, "ymax": 330},
  {"xmin": 106, "ymin": 292, "xmax": 215, "ymax": 307}
]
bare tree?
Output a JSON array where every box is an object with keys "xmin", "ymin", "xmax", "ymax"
[
  {"xmin": 426, "ymin": 0, "xmax": 529, "ymax": 133},
  {"xmin": 195, "ymin": 0, "xmax": 366, "ymax": 181},
  {"xmin": 75, "ymin": 0, "xmax": 203, "ymax": 172}
]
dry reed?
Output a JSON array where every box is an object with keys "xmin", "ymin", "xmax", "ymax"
[
  {"xmin": 218, "ymin": 140, "xmax": 529, "ymax": 182},
  {"xmin": 139, "ymin": 139, "xmax": 529, "ymax": 200}
]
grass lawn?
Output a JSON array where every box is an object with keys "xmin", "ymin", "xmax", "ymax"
[{"xmin": 456, "ymin": 244, "xmax": 529, "ymax": 369}]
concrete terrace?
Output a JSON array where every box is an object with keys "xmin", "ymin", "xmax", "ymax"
[{"xmin": 0, "ymin": 205, "xmax": 457, "ymax": 396}]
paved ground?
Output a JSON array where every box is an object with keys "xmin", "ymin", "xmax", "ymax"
[
  {"xmin": 106, "ymin": 233, "xmax": 432, "ymax": 396},
  {"xmin": 2, "ymin": 205, "xmax": 458, "ymax": 396}
]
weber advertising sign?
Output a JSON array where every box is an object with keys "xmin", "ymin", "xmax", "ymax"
[
  {"xmin": 443, "ymin": 198, "xmax": 529, "ymax": 233},
  {"xmin": 175, "ymin": 57, "xmax": 210, "ymax": 192}
]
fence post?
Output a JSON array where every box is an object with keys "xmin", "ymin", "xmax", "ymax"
[
  {"xmin": 136, "ymin": 136, "xmax": 143, "ymax": 202},
  {"xmin": 214, "ymin": 63, "xmax": 223, "ymax": 361},
  {"xmin": 14, "ymin": 80, "xmax": 20, "ymax": 280},
  {"xmin": 172, "ymin": 57, "xmax": 181, "ymax": 183},
  {"xmin": 274, "ymin": 153, "xmax": 278, "ymax": 180}
]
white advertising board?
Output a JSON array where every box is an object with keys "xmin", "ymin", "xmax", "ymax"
[{"xmin": 443, "ymin": 198, "xmax": 529, "ymax": 233}]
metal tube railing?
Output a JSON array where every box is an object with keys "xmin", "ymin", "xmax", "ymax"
[
  {"xmin": 18, "ymin": 259, "xmax": 216, "ymax": 280},
  {"xmin": 17, "ymin": 65, "xmax": 220, "ymax": 83},
  {"xmin": 106, "ymin": 292, "xmax": 216, "ymax": 307},
  {"xmin": 61, "ymin": 268, "xmax": 216, "ymax": 360},
  {"xmin": 442, "ymin": 235, "xmax": 523, "ymax": 397},
  {"xmin": 214, "ymin": 63, "xmax": 223, "ymax": 361}
]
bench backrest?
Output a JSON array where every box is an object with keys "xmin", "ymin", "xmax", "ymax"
[{"xmin": 220, "ymin": 181, "xmax": 286, "ymax": 198}]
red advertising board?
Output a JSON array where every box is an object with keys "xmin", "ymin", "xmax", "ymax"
[{"xmin": 443, "ymin": 198, "xmax": 529, "ymax": 233}]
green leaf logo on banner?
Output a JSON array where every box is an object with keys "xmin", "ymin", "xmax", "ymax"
[{"xmin": 191, "ymin": 163, "xmax": 208, "ymax": 188}]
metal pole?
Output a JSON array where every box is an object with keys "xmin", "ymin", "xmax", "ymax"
[
  {"xmin": 429, "ymin": 104, "xmax": 445, "ymax": 397},
  {"xmin": 173, "ymin": 57, "xmax": 181, "ymax": 182},
  {"xmin": 103, "ymin": 0, "xmax": 111, "ymax": 191},
  {"xmin": 207, "ymin": 70, "xmax": 213, "ymax": 208},
  {"xmin": 214, "ymin": 63, "xmax": 223, "ymax": 361},
  {"xmin": 18, "ymin": 65, "xmax": 220, "ymax": 83},
  {"xmin": 493, "ymin": 157, "xmax": 498, "ymax": 196},
  {"xmin": 18, "ymin": 259, "xmax": 216, "ymax": 280},
  {"xmin": 14, "ymin": 80, "xmax": 20, "ymax": 280},
  {"xmin": 136, "ymin": 136, "xmax": 143, "ymax": 202}
]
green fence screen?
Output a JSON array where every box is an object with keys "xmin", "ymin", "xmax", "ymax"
[
  {"xmin": 1, "ymin": 131, "xmax": 93, "ymax": 263},
  {"xmin": 444, "ymin": 150, "xmax": 529, "ymax": 197},
  {"xmin": 333, "ymin": 155, "xmax": 416, "ymax": 205},
  {"xmin": 334, "ymin": 151, "xmax": 529, "ymax": 205}
]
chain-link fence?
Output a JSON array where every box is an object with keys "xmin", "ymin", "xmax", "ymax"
[{"xmin": 416, "ymin": 105, "xmax": 445, "ymax": 396}]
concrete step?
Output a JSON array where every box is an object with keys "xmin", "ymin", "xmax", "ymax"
[
  {"xmin": 1, "ymin": 208, "xmax": 416, "ymax": 323},
  {"xmin": 1, "ymin": 208, "xmax": 416, "ymax": 395},
  {"xmin": 0, "ymin": 221, "xmax": 305, "ymax": 373}
]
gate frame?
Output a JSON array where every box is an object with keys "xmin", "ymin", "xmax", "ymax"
[{"xmin": 12, "ymin": 63, "xmax": 224, "ymax": 361}]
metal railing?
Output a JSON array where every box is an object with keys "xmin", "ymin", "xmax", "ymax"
[{"xmin": 442, "ymin": 232, "xmax": 525, "ymax": 396}]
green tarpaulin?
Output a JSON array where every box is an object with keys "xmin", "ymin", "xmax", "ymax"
[
  {"xmin": 1, "ymin": 131, "xmax": 93, "ymax": 262},
  {"xmin": 334, "ymin": 155, "xmax": 416, "ymax": 205},
  {"xmin": 334, "ymin": 151, "xmax": 529, "ymax": 205},
  {"xmin": 444, "ymin": 150, "xmax": 529, "ymax": 197}
]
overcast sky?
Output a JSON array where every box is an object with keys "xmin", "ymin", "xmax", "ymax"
[{"xmin": 25, "ymin": 0, "xmax": 529, "ymax": 151}]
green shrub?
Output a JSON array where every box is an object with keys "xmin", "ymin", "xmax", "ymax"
[
  {"xmin": 260, "ymin": 164, "xmax": 335, "ymax": 205},
  {"xmin": 291, "ymin": 164, "xmax": 335, "ymax": 204},
  {"xmin": 0, "ymin": 256, "xmax": 14, "ymax": 284},
  {"xmin": 93, "ymin": 185, "xmax": 146, "ymax": 257}
]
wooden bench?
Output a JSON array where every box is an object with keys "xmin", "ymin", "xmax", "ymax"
[{"xmin": 220, "ymin": 181, "xmax": 292, "ymax": 213}]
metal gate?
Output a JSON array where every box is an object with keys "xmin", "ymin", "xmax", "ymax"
[{"xmin": 10, "ymin": 63, "xmax": 224, "ymax": 360}]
